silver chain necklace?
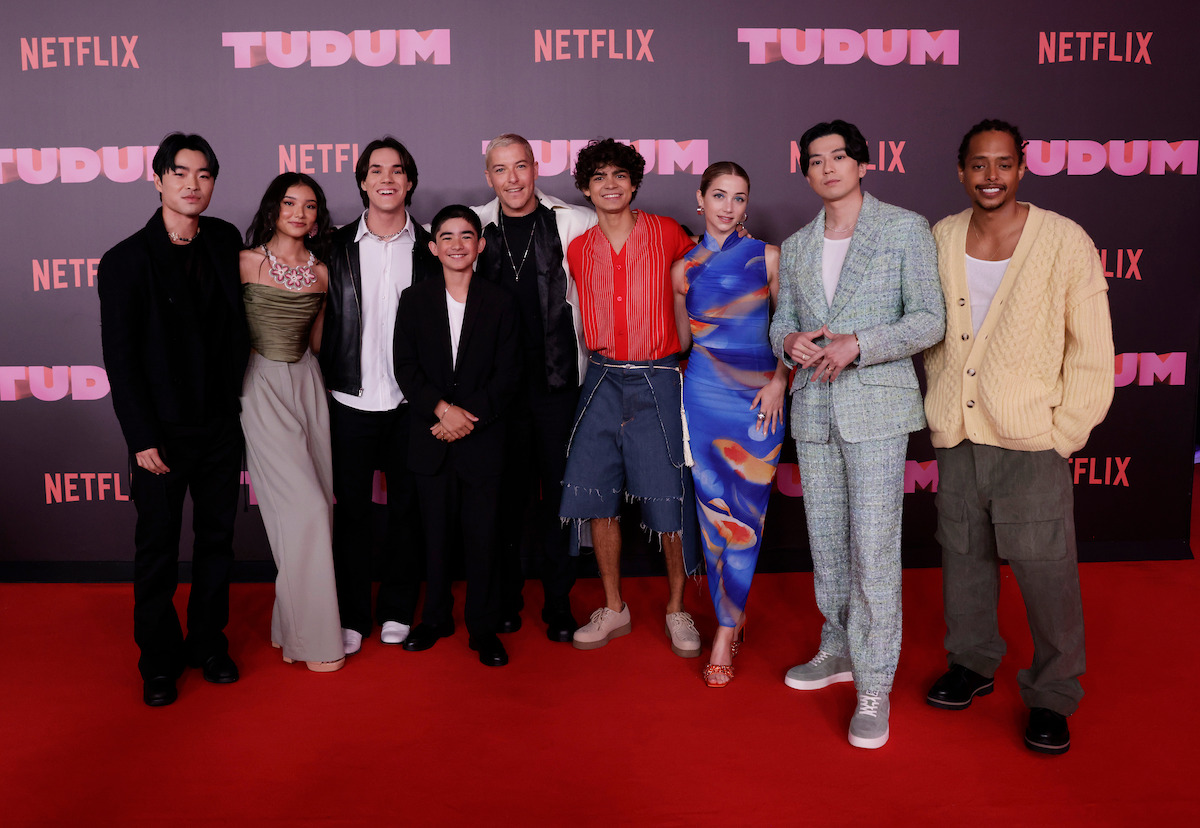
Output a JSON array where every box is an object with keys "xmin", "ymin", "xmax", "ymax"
[{"xmin": 498, "ymin": 210, "xmax": 535, "ymax": 282}]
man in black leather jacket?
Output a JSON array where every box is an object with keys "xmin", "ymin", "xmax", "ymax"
[{"xmin": 319, "ymin": 136, "xmax": 439, "ymax": 656}]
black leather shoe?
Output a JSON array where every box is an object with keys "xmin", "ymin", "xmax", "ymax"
[
  {"xmin": 469, "ymin": 634, "xmax": 509, "ymax": 667},
  {"xmin": 199, "ymin": 653, "xmax": 239, "ymax": 684},
  {"xmin": 143, "ymin": 675, "xmax": 178, "ymax": 706},
  {"xmin": 926, "ymin": 663, "xmax": 994, "ymax": 709},
  {"xmin": 499, "ymin": 614, "xmax": 522, "ymax": 634},
  {"xmin": 402, "ymin": 623, "xmax": 454, "ymax": 652},
  {"xmin": 542, "ymin": 608, "xmax": 578, "ymax": 643},
  {"xmin": 1025, "ymin": 707, "xmax": 1070, "ymax": 754}
]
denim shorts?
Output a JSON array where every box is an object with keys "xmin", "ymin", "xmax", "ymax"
[{"xmin": 560, "ymin": 354, "xmax": 686, "ymax": 533}]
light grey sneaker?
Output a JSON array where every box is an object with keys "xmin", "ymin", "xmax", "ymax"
[
  {"xmin": 572, "ymin": 603, "xmax": 632, "ymax": 650},
  {"xmin": 783, "ymin": 651, "xmax": 854, "ymax": 690},
  {"xmin": 664, "ymin": 611, "xmax": 701, "ymax": 658},
  {"xmin": 848, "ymin": 691, "xmax": 890, "ymax": 749}
]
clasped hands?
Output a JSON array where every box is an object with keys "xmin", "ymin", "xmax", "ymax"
[
  {"xmin": 431, "ymin": 403, "xmax": 478, "ymax": 443},
  {"xmin": 783, "ymin": 325, "xmax": 860, "ymax": 383}
]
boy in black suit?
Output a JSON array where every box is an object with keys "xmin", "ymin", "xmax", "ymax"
[{"xmin": 394, "ymin": 205, "xmax": 520, "ymax": 666}]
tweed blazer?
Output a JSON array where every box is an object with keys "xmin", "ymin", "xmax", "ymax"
[{"xmin": 769, "ymin": 192, "xmax": 945, "ymax": 444}]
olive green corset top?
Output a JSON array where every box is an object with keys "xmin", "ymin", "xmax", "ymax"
[{"xmin": 242, "ymin": 283, "xmax": 325, "ymax": 363}]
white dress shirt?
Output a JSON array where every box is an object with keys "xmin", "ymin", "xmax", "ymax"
[{"xmin": 331, "ymin": 211, "xmax": 416, "ymax": 412}]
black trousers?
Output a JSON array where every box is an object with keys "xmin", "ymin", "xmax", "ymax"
[
  {"xmin": 131, "ymin": 416, "xmax": 242, "ymax": 680},
  {"xmin": 329, "ymin": 398, "xmax": 423, "ymax": 634},
  {"xmin": 497, "ymin": 382, "xmax": 579, "ymax": 616},
  {"xmin": 417, "ymin": 464, "xmax": 502, "ymax": 638}
]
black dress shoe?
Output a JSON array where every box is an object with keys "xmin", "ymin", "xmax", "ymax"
[
  {"xmin": 402, "ymin": 623, "xmax": 454, "ymax": 652},
  {"xmin": 926, "ymin": 663, "xmax": 994, "ymax": 709},
  {"xmin": 1025, "ymin": 707, "xmax": 1071, "ymax": 754},
  {"xmin": 469, "ymin": 634, "xmax": 509, "ymax": 667},
  {"xmin": 199, "ymin": 653, "xmax": 239, "ymax": 684},
  {"xmin": 499, "ymin": 614, "xmax": 522, "ymax": 634},
  {"xmin": 542, "ymin": 608, "xmax": 578, "ymax": 643},
  {"xmin": 143, "ymin": 676, "xmax": 178, "ymax": 707}
]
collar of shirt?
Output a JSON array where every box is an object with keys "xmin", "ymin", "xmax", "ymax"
[{"xmin": 354, "ymin": 210, "xmax": 416, "ymax": 244}]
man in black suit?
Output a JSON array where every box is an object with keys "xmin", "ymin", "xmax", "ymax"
[
  {"xmin": 394, "ymin": 205, "xmax": 520, "ymax": 666},
  {"xmin": 319, "ymin": 137, "xmax": 440, "ymax": 656},
  {"xmin": 98, "ymin": 132, "xmax": 249, "ymax": 706}
]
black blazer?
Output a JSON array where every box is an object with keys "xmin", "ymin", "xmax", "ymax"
[
  {"xmin": 393, "ymin": 275, "xmax": 520, "ymax": 477},
  {"xmin": 97, "ymin": 209, "xmax": 249, "ymax": 453},
  {"xmin": 320, "ymin": 218, "xmax": 440, "ymax": 396}
]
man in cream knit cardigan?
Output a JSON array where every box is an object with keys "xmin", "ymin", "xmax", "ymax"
[{"xmin": 923, "ymin": 119, "xmax": 1114, "ymax": 756}]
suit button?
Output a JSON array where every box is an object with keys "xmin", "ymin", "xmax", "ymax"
[
  {"xmin": 961, "ymin": 333, "xmax": 970, "ymax": 340},
  {"xmin": 958, "ymin": 298, "xmax": 966, "ymax": 306},
  {"xmin": 966, "ymin": 368, "xmax": 976, "ymax": 376},
  {"xmin": 966, "ymin": 400, "xmax": 975, "ymax": 408}
]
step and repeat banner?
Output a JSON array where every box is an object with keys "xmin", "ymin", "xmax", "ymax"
[{"xmin": 2, "ymin": 0, "xmax": 1197, "ymax": 575}]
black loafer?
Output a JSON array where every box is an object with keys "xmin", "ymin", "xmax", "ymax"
[
  {"xmin": 469, "ymin": 634, "xmax": 509, "ymax": 667},
  {"xmin": 499, "ymin": 614, "xmax": 523, "ymax": 634},
  {"xmin": 926, "ymin": 663, "xmax": 994, "ymax": 709},
  {"xmin": 200, "ymin": 653, "xmax": 239, "ymax": 684},
  {"xmin": 143, "ymin": 675, "xmax": 178, "ymax": 707},
  {"xmin": 1025, "ymin": 707, "xmax": 1070, "ymax": 755},
  {"xmin": 402, "ymin": 623, "xmax": 454, "ymax": 652},
  {"xmin": 542, "ymin": 608, "xmax": 578, "ymax": 643}
]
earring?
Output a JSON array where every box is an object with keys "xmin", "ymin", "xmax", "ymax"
[
  {"xmin": 696, "ymin": 206, "xmax": 704, "ymax": 214},
  {"xmin": 308, "ymin": 225, "xmax": 318, "ymax": 238}
]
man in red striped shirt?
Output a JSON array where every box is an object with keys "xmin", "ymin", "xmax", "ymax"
[{"xmin": 560, "ymin": 139, "xmax": 700, "ymax": 658}]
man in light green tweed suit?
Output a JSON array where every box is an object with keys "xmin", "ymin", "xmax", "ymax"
[{"xmin": 769, "ymin": 120, "xmax": 945, "ymax": 749}]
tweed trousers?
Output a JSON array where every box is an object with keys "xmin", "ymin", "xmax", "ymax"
[{"xmin": 796, "ymin": 418, "xmax": 908, "ymax": 694}]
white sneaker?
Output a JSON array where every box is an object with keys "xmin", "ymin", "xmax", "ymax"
[
  {"xmin": 848, "ymin": 691, "xmax": 890, "ymax": 749},
  {"xmin": 664, "ymin": 611, "xmax": 701, "ymax": 658},
  {"xmin": 380, "ymin": 621, "xmax": 410, "ymax": 645},
  {"xmin": 341, "ymin": 628, "xmax": 363, "ymax": 656}
]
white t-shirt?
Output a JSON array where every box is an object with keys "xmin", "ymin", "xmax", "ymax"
[
  {"xmin": 821, "ymin": 236, "xmax": 852, "ymax": 307},
  {"xmin": 965, "ymin": 254, "xmax": 1011, "ymax": 336},
  {"xmin": 446, "ymin": 291, "xmax": 467, "ymax": 368}
]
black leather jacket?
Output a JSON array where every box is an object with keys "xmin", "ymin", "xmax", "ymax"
[{"xmin": 319, "ymin": 217, "xmax": 438, "ymax": 396}]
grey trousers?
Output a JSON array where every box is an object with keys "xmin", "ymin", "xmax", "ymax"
[
  {"xmin": 796, "ymin": 426, "xmax": 908, "ymax": 694},
  {"xmin": 241, "ymin": 350, "xmax": 343, "ymax": 664},
  {"xmin": 934, "ymin": 441, "xmax": 1085, "ymax": 716}
]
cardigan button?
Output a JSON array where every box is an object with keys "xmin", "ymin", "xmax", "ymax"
[
  {"xmin": 958, "ymin": 298, "xmax": 966, "ymax": 306},
  {"xmin": 966, "ymin": 400, "xmax": 975, "ymax": 408},
  {"xmin": 966, "ymin": 368, "xmax": 976, "ymax": 376},
  {"xmin": 961, "ymin": 333, "xmax": 970, "ymax": 341}
]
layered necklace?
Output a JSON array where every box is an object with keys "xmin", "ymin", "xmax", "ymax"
[
  {"xmin": 261, "ymin": 245, "xmax": 317, "ymax": 291},
  {"xmin": 498, "ymin": 210, "xmax": 535, "ymax": 282}
]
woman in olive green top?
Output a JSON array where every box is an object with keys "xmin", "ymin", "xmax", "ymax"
[{"xmin": 240, "ymin": 173, "xmax": 343, "ymax": 671}]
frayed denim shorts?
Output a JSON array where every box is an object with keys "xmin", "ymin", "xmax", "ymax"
[{"xmin": 560, "ymin": 353, "xmax": 686, "ymax": 533}]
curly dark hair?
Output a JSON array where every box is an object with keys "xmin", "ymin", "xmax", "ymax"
[
  {"xmin": 572, "ymin": 139, "xmax": 645, "ymax": 203},
  {"xmin": 244, "ymin": 172, "xmax": 332, "ymax": 262},
  {"xmin": 957, "ymin": 119, "xmax": 1027, "ymax": 168}
]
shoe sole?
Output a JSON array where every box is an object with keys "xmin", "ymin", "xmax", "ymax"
[
  {"xmin": 848, "ymin": 728, "xmax": 890, "ymax": 749},
  {"xmin": 784, "ymin": 670, "xmax": 854, "ymax": 690},
  {"xmin": 1025, "ymin": 735, "xmax": 1070, "ymax": 755},
  {"xmin": 572, "ymin": 621, "xmax": 632, "ymax": 650},
  {"xmin": 925, "ymin": 682, "xmax": 994, "ymax": 710}
]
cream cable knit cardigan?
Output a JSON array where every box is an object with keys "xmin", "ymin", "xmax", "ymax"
[{"xmin": 923, "ymin": 204, "xmax": 1114, "ymax": 458}]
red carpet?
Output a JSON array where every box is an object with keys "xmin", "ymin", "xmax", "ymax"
[{"xmin": 1, "ymin": 558, "xmax": 1197, "ymax": 826}]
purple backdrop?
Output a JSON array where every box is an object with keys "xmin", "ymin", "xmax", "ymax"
[{"xmin": 2, "ymin": 0, "xmax": 1197, "ymax": 577}]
